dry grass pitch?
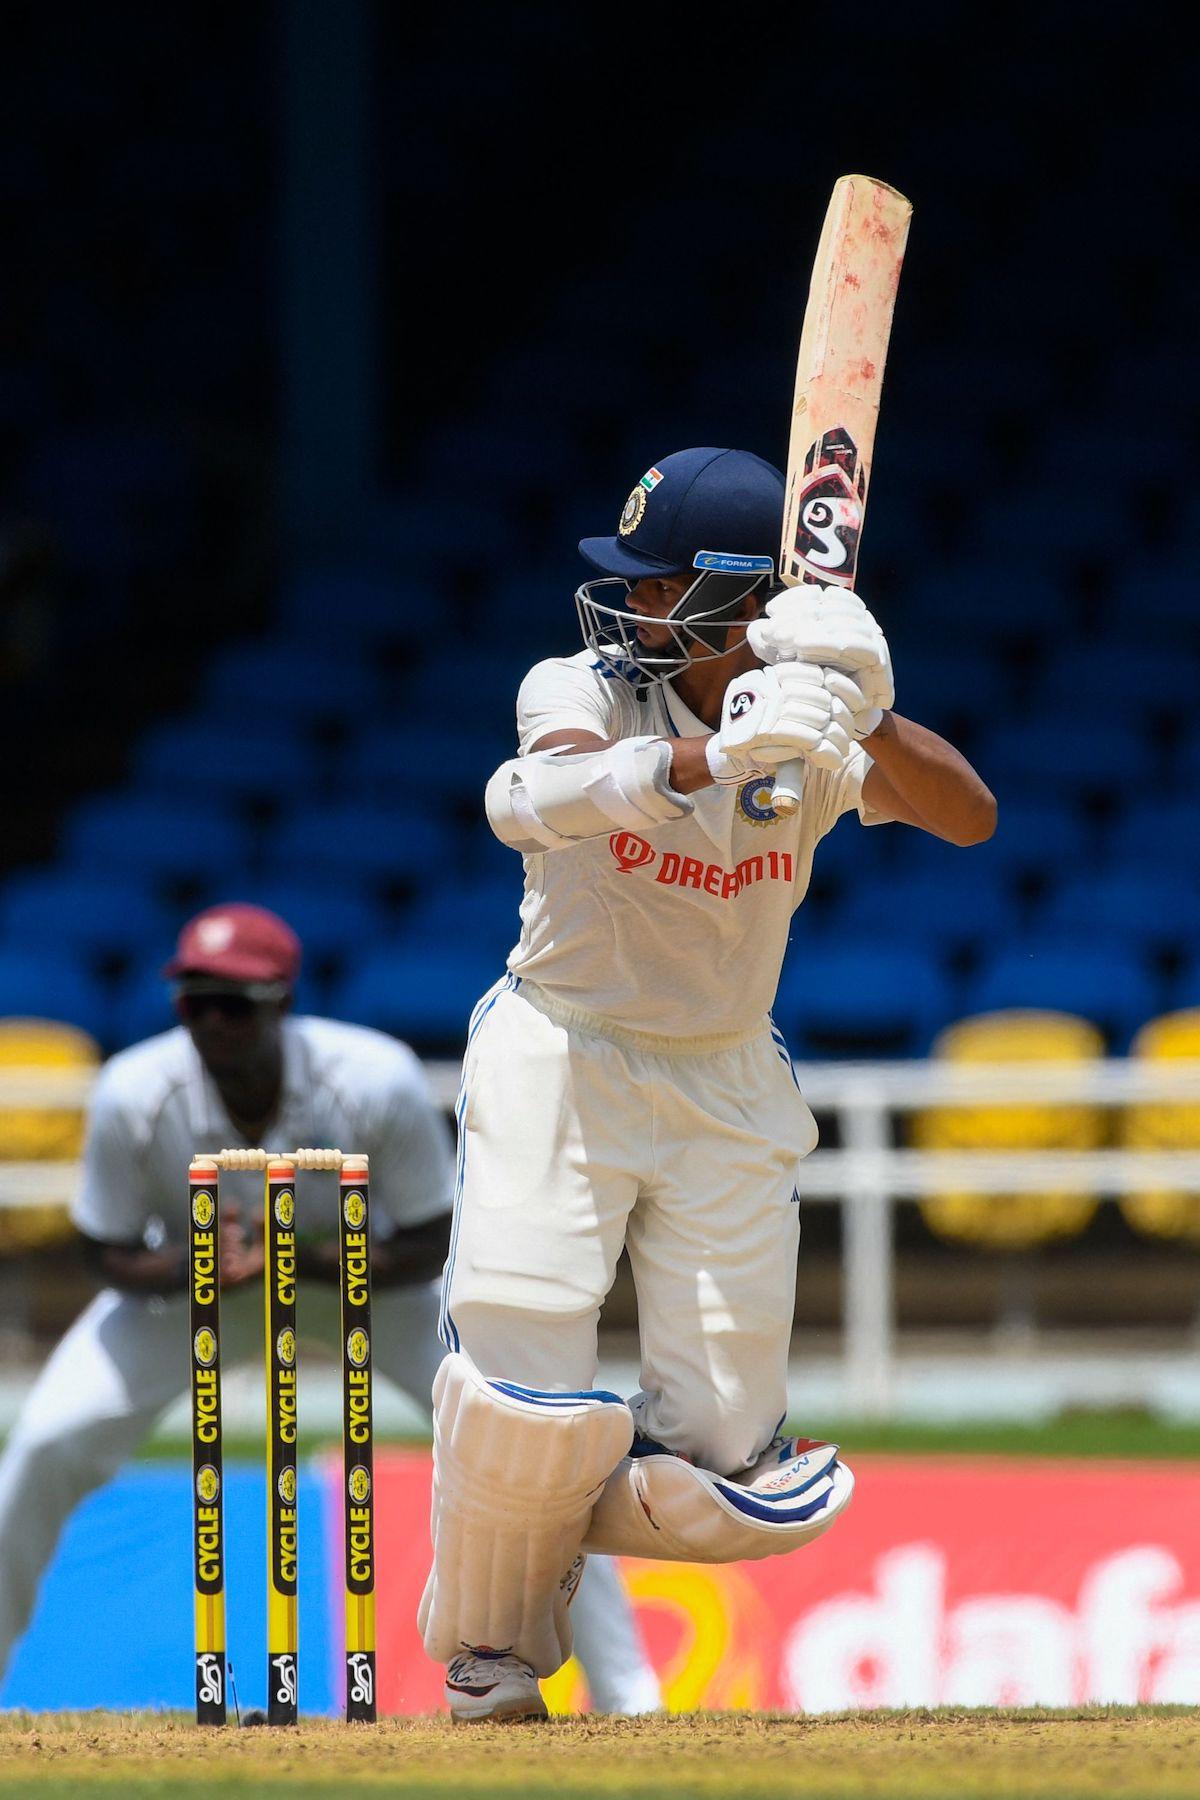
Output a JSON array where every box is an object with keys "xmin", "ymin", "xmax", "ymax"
[{"xmin": 1, "ymin": 1708, "xmax": 1197, "ymax": 1799}]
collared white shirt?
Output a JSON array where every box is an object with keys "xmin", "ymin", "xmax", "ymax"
[
  {"xmin": 72, "ymin": 1015, "xmax": 452, "ymax": 1247},
  {"xmin": 504, "ymin": 651, "xmax": 884, "ymax": 1039}
]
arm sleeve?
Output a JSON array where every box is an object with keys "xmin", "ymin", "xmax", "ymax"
[
  {"xmin": 814, "ymin": 745, "xmax": 888, "ymax": 838},
  {"xmin": 364, "ymin": 1048, "xmax": 455, "ymax": 1235},
  {"xmin": 70, "ymin": 1071, "xmax": 155, "ymax": 1244},
  {"xmin": 516, "ymin": 658, "xmax": 623, "ymax": 755}
]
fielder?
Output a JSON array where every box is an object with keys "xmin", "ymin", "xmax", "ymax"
[
  {"xmin": 424, "ymin": 446, "xmax": 996, "ymax": 1720},
  {"xmin": 0, "ymin": 903, "xmax": 659, "ymax": 1714}
]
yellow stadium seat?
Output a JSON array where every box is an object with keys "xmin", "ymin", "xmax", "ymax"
[
  {"xmin": 1119, "ymin": 1010, "xmax": 1200, "ymax": 1245},
  {"xmin": 0, "ymin": 1017, "xmax": 100, "ymax": 1254},
  {"xmin": 911, "ymin": 1010, "xmax": 1105, "ymax": 1250}
]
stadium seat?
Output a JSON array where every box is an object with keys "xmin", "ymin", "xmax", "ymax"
[
  {"xmin": 199, "ymin": 640, "xmax": 386, "ymax": 721},
  {"xmin": 62, "ymin": 796, "xmax": 254, "ymax": 887},
  {"xmin": 1037, "ymin": 868, "xmax": 1200, "ymax": 955},
  {"xmin": 975, "ymin": 718, "xmax": 1159, "ymax": 798},
  {"xmin": 278, "ymin": 568, "xmax": 407, "ymax": 642},
  {"xmin": 402, "ymin": 881, "xmax": 523, "ymax": 966},
  {"xmin": 886, "ymin": 799, "xmax": 1090, "ymax": 889},
  {"xmin": 835, "ymin": 867, "xmax": 1019, "ymax": 952},
  {"xmin": 962, "ymin": 941, "xmax": 1158, "ymax": 1050},
  {"xmin": 773, "ymin": 938, "xmax": 955, "ymax": 1057},
  {"xmin": 343, "ymin": 725, "xmax": 515, "ymax": 802},
  {"xmin": 0, "ymin": 873, "xmax": 173, "ymax": 962},
  {"xmin": 911, "ymin": 1010, "xmax": 1105, "ymax": 1251},
  {"xmin": 266, "ymin": 804, "xmax": 460, "ymax": 887},
  {"xmin": 0, "ymin": 952, "xmax": 109, "ymax": 1043},
  {"xmin": 110, "ymin": 964, "xmax": 325, "ymax": 1053},
  {"xmin": 1119, "ymin": 1009, "xmax": 1200, "ymax": 1245},
  {"xmin": 1105, "ymin": 800, "xmax": 1200, "ymax": 874},
  {"xmin": 886, "ymin": 644, "xmax": 1010, "ymax": 735},
  {"xmin": 226, "ymin": 884, "xmax": 388, "ymax": 965},
  {"xmin": 331, "ymin": 945, "xmax": 508, "ymax": 1053},
  {"xmin": 132, "ymin": 720, "xmax": 323, "ymax": 803},
  {"xmin": 1034, "ymin": 640, "xmax": 1198, "ymax": 722}
]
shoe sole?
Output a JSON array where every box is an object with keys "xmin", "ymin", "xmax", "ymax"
[{"xmin": 450, "ymin": 1696, "xmax": 549, "ymax": 1725}]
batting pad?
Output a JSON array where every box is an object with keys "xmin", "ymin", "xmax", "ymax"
[
  {"xmin": 418, "ymin": 1353, "xmax": 634, "ymax": 1675},
  {"xmin": 582, "ymin": 1436, "xmax": 854, "ymax": 1564}
]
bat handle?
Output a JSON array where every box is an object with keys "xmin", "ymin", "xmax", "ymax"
[{"xmin": 770, "ymin": 757, "xmax": 806, "ymax": 818}]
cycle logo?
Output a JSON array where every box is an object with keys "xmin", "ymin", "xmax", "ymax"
[
  {"xmin": 274, "ymin": 1188, "xmax": 295, "ymax": 1229},
  {"xmin": 348, "ymin": 1464, "xmax": 371, "ymax": 1504},
  {"xmin": 197, "ymin": 1653, "xmax": 223, "ymax": 1706},
  {"xmin": 276, "ymin": 1328, "xmax": 296, "ymax": 1368},
  {"xmin": 192, "ymin": 1189, "xmax": 215, "ymax": 1229},
  {"xmin": 277, "ymin": 1467, "xmax": 297, "ymax": 1505},
  {"xmin": 271, "ymin": 1654, "xmax": 298, "ymax": 1708},
  {"xmin": 343, "ymin": 1189, "xmax": 366, "ymax": 1230},
  {"xmin": 347, "ymin": 1652, "xmax": 374, "ymax": 1706},
  {"xmin": 193, "ymin": 1327, "xmax": 218, "ymax": 1367},
  {"xmin": 346, "ymin": 1328, "xmax": 370, "ymax": 1369},
  {"xmin": 609, "ymin": 831, "xmax": 656, "ymax": 874},
  {"xmin": 195, "ymin": 1463, "xmax": 221, "ymax": 1504}
]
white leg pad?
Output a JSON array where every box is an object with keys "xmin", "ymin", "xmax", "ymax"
[
  {"xmin": 582, "ymin": 1436, "xmax": 854, "ymax": 1564},
  {"xmin": 419, "ymin": 1353, "xmax": 634, "ymax": 1676}
]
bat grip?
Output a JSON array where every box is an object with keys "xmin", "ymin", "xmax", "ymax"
[{"xmin": 770, "ymin": 757, "xmax": 806, "ymax": 818}]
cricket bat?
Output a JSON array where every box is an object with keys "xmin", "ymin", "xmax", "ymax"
[{"xmin": 770, "ymin": 174, "xmax": 912, "ymax": 816}]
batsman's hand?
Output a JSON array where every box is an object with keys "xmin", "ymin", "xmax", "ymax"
[
  {"xmin": 706, "ymin": 663, "xmax": 856, "ymax": 785},
  {"xmin": 748, "ymin": 586, "xmax": 894, "ymax": 737}
]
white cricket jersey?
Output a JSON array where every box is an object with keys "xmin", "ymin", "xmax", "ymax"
[
  {"xmin": 504, "ymin": 651, "xmax": 884, "ymax": 1040},
  {"xmin": 72, "ymin": 1015, "xmax": 453, "ymax": 1248}
]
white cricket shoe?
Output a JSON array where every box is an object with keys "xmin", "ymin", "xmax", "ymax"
[{"xmin": 445, "ymin": 1647, "xmax": 548, "ymax": 1723}]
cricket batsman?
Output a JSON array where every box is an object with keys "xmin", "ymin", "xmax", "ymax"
[
  {"xmin": 422, "ymin": 447, "xmax": 996, "ymax": 1719},
  {"xmin": 0, "ymin": 903, "xmax": 659, "ymax": 1714}
]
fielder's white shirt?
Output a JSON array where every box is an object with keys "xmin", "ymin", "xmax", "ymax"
[
  {"xmin": 72, "ymin": 1015, "xmax": 453, "ymax": 1248},
  {"xmin": 505, "ymin": 651, "xmax": 884, "ymax": 1039}
]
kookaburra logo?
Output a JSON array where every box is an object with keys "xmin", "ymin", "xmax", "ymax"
[
  {"xmin": 272, "ymin": 1653, "xmax": 297, "ymax": 1707},
  {"xmin": 348, "ymin": 1652, "xmax": 374, "ymax": 1705},
  {"xmin": 197, "ymin": 1653, "xmax": 223, "ymax": 1706}
]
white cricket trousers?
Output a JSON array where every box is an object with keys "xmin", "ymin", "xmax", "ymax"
[{"xmin": 441, "ymin": 977, "xmax": 818, "ymax": 1475}]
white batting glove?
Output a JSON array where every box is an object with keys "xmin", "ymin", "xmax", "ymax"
[
  {"xmin": 706, "ymin": 663, "xmax": 856, "ymax": 785},
  {"xmin": 748, "ymin": 586, "xmax": 894, "ymax": 735}
]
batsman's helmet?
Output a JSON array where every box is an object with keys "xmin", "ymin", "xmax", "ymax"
[{"xmin": 576, "ymin": 447, "xmax": 783, "ymax": 686}]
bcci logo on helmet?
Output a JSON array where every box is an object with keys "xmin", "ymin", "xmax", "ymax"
[{"xmin": 609, "ymin": 831, "xmax": 656, "ymax": 874}]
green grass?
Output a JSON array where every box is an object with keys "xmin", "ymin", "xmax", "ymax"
[
  {"xmin": 126, "ymin": 1411, "xmax": 1200, "ymax": 1467},
  {"xmin": 1, "ymin": 1708, "xmax": 1198, "ymax": 1799}
]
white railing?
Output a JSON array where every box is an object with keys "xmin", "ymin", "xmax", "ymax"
[{"xmin": 3, "ymin": 1058, "xmax": 1200, "ymax": 1415}]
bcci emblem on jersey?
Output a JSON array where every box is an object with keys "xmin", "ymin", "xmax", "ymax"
[{"xmin": 738, "ymin": 777, "xmax": 780, "ymax": 827}]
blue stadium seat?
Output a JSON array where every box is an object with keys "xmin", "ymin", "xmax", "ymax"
[
  {"xmin": 0, "ymin": 950, "xmax": 110, "ymax": 1042},
  {"xmin": 1033, "ymin": 640, "xmax": 1196, "ymax": 720},
  {"xmin": 229, "ymin": 884, "xmax": 388, "ymax": 964},
  {"xmin": 402, "ymin": 881, "xmax": 523, "ymax": 966},
  {"xmin": 1106, "ymin": 800, "xmax": 1200, "ymax": 872},
  {"xmin": 331, "ymin": 945, "xmax": 507, "ymax": 1050},
  {"xmin": 199, "ymin": 640, "xmax": 385, "ymax": 721},
  {"xmin": 773, "ymin": 938, "xmax": 955, "ymax": 1056},
  {"xmin": 0, "ymin": 873, "xmax": 173, "ymax": 961},
  {"xmin": 266, "ymin": 805, "xmax": 459, "ymax": 885},
  {"xmin": 836, "ymin": 869, "xmax": 1019, "ymax": 951},
  {"xmin": 62, "ymin": 796, "xmax": 254, "ymax": 885},
  {"xmin": 343, "ymin": 726, "xmax": 514, "ymax": 800},
  {"xmin": 110, "ymin": 964, "xmax": 326, "ymax": 1052},
  {"xmin": 973, "ymin": 490, "xmax": 1134, "ymax": 564},
  {"xmin": 887, "ymin": 644, "xmax": 1010, "ymax": 732},
  {"xmin": 278, "ymin": 569, "xmax": 406, "ymax": 643},
  {"xmin": 890, "ymin": 564, "xmax": 1062, "ymax": 640},
  {"xmin": 975, "ymin": 718, "xmax": 1159, "ymax": 797},
  {"xmin": 1037, "ymin": 868, "xmax": 1199, "ymax": 953},
  {"xmin": 898, "ymin": 797, "xmax": 1093, "ymax": 884},
  {"xmin": 132, "ymin": 721, "xmax": 323, "ymax": 803},
  {"xmin": 962, "ymin": 941, "xmax": 1158, "ymax": 1050},
  {"xmin": 1104, "ymin": 567, "xmax": 1198, "ymax": 640}
]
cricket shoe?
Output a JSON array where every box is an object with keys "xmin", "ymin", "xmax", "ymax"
[{"xmin": 445, "ymin": 1646, "xmax": 548, "ymax": 1723}]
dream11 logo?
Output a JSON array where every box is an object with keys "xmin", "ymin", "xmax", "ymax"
[{"xmin": 609, "ymin": 832, "xmax": 656, "ymax": 873}]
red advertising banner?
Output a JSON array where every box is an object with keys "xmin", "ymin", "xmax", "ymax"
[{"xmin": 364, "ymin": 1450, "xmax": 1200, "ymax": 1714}]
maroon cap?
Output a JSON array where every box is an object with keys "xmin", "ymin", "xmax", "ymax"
[{"xmin": 163, "ymin": 904, "xmax": 302, "ymax": 987}]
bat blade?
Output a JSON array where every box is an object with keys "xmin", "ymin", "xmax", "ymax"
[{"xmin": 772, "ymin": 174, "xmax": 911, "ymax": 815}]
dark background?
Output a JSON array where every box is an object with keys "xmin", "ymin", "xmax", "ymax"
[{"xmin": 0, "ymin": 3, "xmax": 1197, "ymax": 1328}]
